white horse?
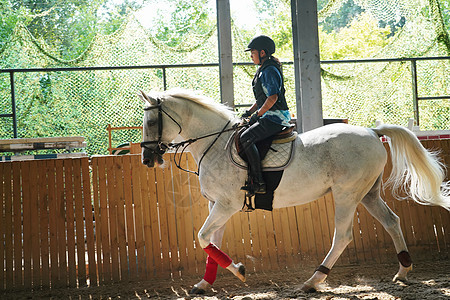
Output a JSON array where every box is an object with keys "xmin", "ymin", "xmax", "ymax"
[{"xmin": 138, "ymin": 89, "xmax": 450, "ymax": 294}]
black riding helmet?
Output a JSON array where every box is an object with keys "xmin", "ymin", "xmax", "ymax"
[{"xmin": 245, "ymin": 35, "xmax": 276, "ymax": 55}]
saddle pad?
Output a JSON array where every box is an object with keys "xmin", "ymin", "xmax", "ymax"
[{"xmin": 227, "ymin": 131, "xmax": 296, "ymax": 172}]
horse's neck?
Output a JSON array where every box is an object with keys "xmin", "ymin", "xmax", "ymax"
[{"xmin": 175, "ymin": 101, "xmax": 234, "ymax": 163}]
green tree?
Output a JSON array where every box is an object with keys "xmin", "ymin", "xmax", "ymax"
[
  {"xmin": 1, "ymin": 0, "xmax": 146, "ymax": 60},
  {"xmin": 441, "ymin": 0, "xmax": 450, "ymax": 31},
  {"xmin": 318, "ymin": 0, "xmax": 364, "ymax": 33},
  {"xmin": 252, "ymin": 0, "xmax": 293, "ymax": 59},
  {"xmin": 151, "ymin": 0, "xmax": 214, "ymax": 48},
  {"xmin": 8, "ymin": 0, "xmax": 104, "ymax": 59},
  {"xmin": 253, "ymin": 0, "xmax": 389, "ymax": 60},
  {"xmin": 319, "ymin": 12, "xmax": 390, "ymax": 60},
  {"xmin": 97, "ymin": 0, "xmax": 147, "ymax": 34},
  {"xmin": 0, "ymin": 0, "xmax": 31, "ymax": 51}
]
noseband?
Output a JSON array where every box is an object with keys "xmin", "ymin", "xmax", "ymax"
[{"xmin": 140, "ymin": 98, "xmax": 182, "ymax": 156}]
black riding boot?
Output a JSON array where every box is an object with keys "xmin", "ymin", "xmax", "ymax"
[{"xmin": 244, "ymin": 144, "xmax": 266, "ymax": 194}]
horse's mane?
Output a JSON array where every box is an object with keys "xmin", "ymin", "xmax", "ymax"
[{"xmin": 164, "ymin": 88, "xmax": 236, "ymax": 120}]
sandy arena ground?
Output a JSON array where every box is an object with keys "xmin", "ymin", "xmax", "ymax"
[{"xmin": 3, "ymin": 259, "xmax": 449, "ymax": 299}]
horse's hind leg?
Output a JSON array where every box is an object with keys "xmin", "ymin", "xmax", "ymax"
[
  {"xmin": 301, "ymin": 197, "xmax": 357, "ymax": 292},
  {"xmin": 361, "ymin": 175, "xmax": 413, "ymax": 282}
]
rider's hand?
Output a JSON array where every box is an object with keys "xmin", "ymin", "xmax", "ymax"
[
  {"xmin": 241, "ymin": 110, "xmax": 252, "ymax": 118},
  {"xmin": 249, "ymin": 113, "xmax": 260, "ymax": 125}
]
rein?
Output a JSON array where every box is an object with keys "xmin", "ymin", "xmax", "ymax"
[
  {"xmin": 140, "ymin": 100, "xmax": 244, "ymax": 176},
  {"xmin": 171, "ymin": 120, "xmax": 234, "ymax": 176}
]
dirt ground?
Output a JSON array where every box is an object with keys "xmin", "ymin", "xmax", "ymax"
[{"xmin": 4, "ymin": 259, "xmax": 449, "ymax": 299}]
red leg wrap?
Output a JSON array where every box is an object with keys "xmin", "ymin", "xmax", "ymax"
[
  {"xmin": 203, "ymin": 256, "xmax": 219, "ymax": 285},
  {"xmin": 203, "ymin": 243, "xmax": 232, "ymax": 268}
]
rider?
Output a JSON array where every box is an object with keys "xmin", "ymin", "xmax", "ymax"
[{"xmin": 240, "ymin": 35, "xmax": 291, "ymax": 194}]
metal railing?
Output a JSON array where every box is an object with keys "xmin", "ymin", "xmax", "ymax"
[
  {"xmin": 321, "ymin": 56, "xmax": 450, "ymax": 127},
  {"xmin": 1, "ymin": 56, "xmax": 449, "ymax": 138},
  {"xmin": 0, "ymin": 63, "xmax": 220, "ymax": 138}
]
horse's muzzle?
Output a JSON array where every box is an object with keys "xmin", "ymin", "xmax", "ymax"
[
  {"xmin": 142, "ymin": 157, "xmax": 155, "ymax": 168},
  {"xmin": 142, "ymin": 147, "xmax": 155, "ymax": 167},
  {"xmin": 142, "ymin": 148, "xmax": 164, "ymax": 167}
]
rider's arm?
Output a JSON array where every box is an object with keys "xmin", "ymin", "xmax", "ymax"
[
  {"xmin": 256, "ymin": 66, "xmax": 282, "ymax": 117},
  {"xmin": 248, "ymin": 103, "xmax": 258, "ymax": 114},
  {"xmin": 257, "ymin": 94, "xmax": 278, "ymax": 116}
]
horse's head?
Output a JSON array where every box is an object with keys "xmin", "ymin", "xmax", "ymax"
[{"xmin": 139, "ymin": 90, "xmax": 181, "ymax": 167}]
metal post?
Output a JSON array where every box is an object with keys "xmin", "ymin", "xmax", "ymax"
[
  {"xmin": 291, "ymin": 0, "xmax": 323, "ymax": 132},
  {"xmin": 10, "ymin": 71, "xmax": 18, "ymax": 138},
  {"xmin": 162, "ymin": 67, "xmax": 167, "ymax": 91},
  {"xmin": 290, "ymin": 0, "xmax": 303, "ymax": 131},
  {"xmin": 411, "ymin": 60, "xmax": 419, "ymax": 126},
  {"xmin": 216, "ymin": 0, "xmax": 234, "ymax": 108}
]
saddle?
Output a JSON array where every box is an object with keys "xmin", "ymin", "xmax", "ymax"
[
  {"xmin": 227, "ymin": 125, "xmax": 297, "ymax": 171},
  {"xmin": 226, "ymin": 125, "xmax": 298, "ymax": 212}
]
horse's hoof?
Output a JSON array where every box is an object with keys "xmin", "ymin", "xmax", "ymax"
[
  {"xmin": 393, "ymin": 263, "xmax": 412, "ymax": 283},
  {"xmin": 393, "ymin": 274, "xmax": 408, "ymax": 283},
  {"xmin": 300, "ymin": 284, "xmax": 316, "ymax": 293},
  {"xmin": 236, "ymin": 263, "xmax": 246, "ymax": 282},
  {"xmin": 189, "ymin": 286, "xmax": 206, "ymax": 295}
]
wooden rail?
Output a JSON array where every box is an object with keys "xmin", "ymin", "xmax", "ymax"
[
  {"xmin": 0, "ymin": 140, "xmax": 449, "ymax": 290},
  {"xmin": 106, "ymin": 124, "xmax": 142, "ymax": 155},
  {"xmin": 0, "ymin": 136, "xmax": 86, "ymax": 152}
]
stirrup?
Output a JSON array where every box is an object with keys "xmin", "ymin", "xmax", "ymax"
[
  {"xmin": 241, "ymin": 178, "xmax": 255, "ymax": 212},
  {"xmin": 241, "ymin": 177, "xmax": 266, "ymax": 195},
  {"xmin": 242, "ymin": 191, "xmax": 255, "ymax": 212},
  {"xmin": 240, "ymin": 182, "xmax": 255, "ymax": 195},
  {"xmin": 254, "ymin": 182, "xmax": 266, "ymax": 194}
]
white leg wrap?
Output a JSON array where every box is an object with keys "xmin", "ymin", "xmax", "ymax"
[
  {"xmin": 195, "ymin": 279, "xmax": 210, "ymax": 290},
  {"xmin": 226, "ymin": 262, "xmax": 246, "ymax": 282},
  {"xmin": 301, "ymin": 271, "xmax": 328, "ymax": 292},
  {"xmin": 393, "ymin": 262, "xmax": 413, "ymax": 282},
  {"xmin": 190, "ymin": 279, "xmax": 211, "ymax": 295}
]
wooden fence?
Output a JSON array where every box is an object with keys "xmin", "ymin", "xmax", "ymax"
[{"xmin": 0, "ymin": 140, "xmax": 449, "ymax": 291}]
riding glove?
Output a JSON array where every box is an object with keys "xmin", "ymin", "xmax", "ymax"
[
  {"xmin": 249, "ymin": 113, "xmax": 260, "ymax": 125},
  {"xmin": 241, "ymin": 110, "xmax": 252, "ymax": 118}
]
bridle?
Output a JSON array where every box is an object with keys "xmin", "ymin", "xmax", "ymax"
[
  {"xmin": 140, "ymin": 99, "xmax": 244, "ymax": 176},
  {"xmin": 140, "ymin": 98, "xmax": 182, "ymax": 157}
]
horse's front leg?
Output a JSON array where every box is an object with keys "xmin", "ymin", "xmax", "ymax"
[
  {"xmin": 190, "ymin": 201, "xmax": 244, "ymax": 295},
  {"xmin": 190, "ymin": 201, "xmax": 227, "ymax": 294}
]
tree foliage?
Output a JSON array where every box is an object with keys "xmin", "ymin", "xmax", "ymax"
[
  {"xmin": 1, "ymin": 0, "xmax": 146, "ymax": 59},
  {"xmin": 442, "ymin": 0, "xmax": 450, "ymax": 31},
  {"xmin": 253, "ymin": 0, "xmax": 390, "ymax": 60},
  {"xmin": 319, "ymin": 13, "xmax": 390, "ymax": 60},
  {"xmin": 150, "ymin": 0, "xmax": 214, "ymax": 48},
  {"xmin": 317, "ymin": 0, "xmax": 364, "ymax": 33}
]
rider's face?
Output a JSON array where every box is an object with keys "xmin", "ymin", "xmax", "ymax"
[
  {"xmin": 250, "ymin": 49, "xmax": 266, "ymax": 65},
  {"xmin": 250, "ymin": 49, "xmax": 260, "ymax": 65}
]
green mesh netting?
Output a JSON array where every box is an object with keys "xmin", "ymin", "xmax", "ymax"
[
  {"xmin": 0, "ymin": 16, "xmax": 221, "ymax": 155},
  {"xmin": 0, "ymin": 0, "xmax": 449, "ymax": 156},
  {"xmin": 319, "ymin": 0, "xmax": 449, "ymax": 128}
]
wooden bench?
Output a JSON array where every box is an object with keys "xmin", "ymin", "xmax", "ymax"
[{"xmin": 0, "ymin": 136, "xmax": 86, "ymax": 152}]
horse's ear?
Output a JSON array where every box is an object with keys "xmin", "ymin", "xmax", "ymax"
[
  {"xmin": 138, "ymin": 90, "xmax": 158, "ymax": 105},
  {"xmin": 137, "ymin": 91, "xmax": 146, "ymax": 103}
]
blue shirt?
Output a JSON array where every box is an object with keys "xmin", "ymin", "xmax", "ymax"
[{"xmin": 259, "ymin": 65, "xmax": 291, "ymax": 126}]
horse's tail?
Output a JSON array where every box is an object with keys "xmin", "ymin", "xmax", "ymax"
[{"xmin": 373, "ymin": 124, "xmax": 450, "ymax": 210}]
